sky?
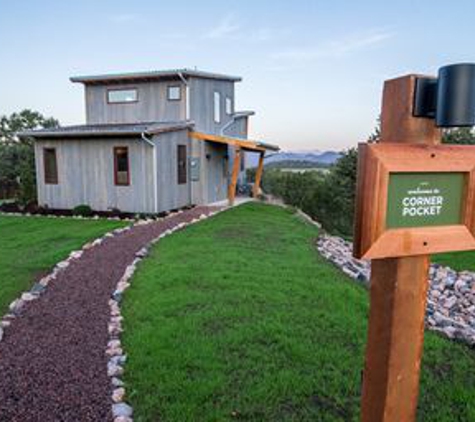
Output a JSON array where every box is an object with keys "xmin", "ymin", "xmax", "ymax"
[{"xmin": 1, "ymin": 0, "xmax": 475, "ymax": 151}]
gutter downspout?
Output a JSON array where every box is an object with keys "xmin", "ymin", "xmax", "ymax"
[
  {"xmin": 141, "ymin": 132, "xmax": 158, "ymax": 214},
  {"xmin": 178, "ymin": 72, "xmax": 194, "ymax": 205}
]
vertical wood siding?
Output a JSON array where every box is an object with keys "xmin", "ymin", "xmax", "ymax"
[
  {"xmin": 154, "ymin": 130, "xmax": 192, "ymax": 212},
  {"xmin": 189, "ymin": 78, "xmax": 235, "ymax": 133},
  {"xmin": 35, "ymin": 138, "xmax": 154, "ymax": 213},
  {"xmin": 85, "ymin": 81, "xmax": 186, "ymax": 124}
]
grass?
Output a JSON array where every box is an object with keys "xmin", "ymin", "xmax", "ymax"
[
  {"xmin": 0, "ymin": 215, "xmax": 127, "ymax": 314},
  {"xmin": 122, "ymin": 203, "xmax": 475, "ymax": 421},
  {"xmin": 433, "ymin": 250, "xmax": 475, "ymax": 272}
]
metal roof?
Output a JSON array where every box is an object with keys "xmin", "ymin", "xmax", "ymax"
[
  {"xmin": 70, "ymin": 69, "xmax": 242, "ymax": 84},
  {"xmin": 19, "ymin": 121, "xmax": 194, "ymax": 139}
]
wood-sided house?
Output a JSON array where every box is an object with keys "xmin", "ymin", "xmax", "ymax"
[{"xmin": 21, "ymin": 69, "xmax": 278, "ymax": 214}]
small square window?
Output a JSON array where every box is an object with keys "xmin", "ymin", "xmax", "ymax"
[
  {"xmin": 168, "ymin": 86, "xmax": 181, "ymax": 101},
  {"xmin": 226, "ymin": 97, "xmax": 233, "ymax": 115}
]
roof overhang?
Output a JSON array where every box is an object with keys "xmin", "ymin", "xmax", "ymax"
[
  {"xmin": 190, "ymin": 131, "xmax": 279, "ymax": 153},
  {"xmin": 70, "ymin": 69, "xmax": 242, "ymax": 85},
  {"xmin": 18, "ymin": 122, "xmax": 194, "ymax": 140}
]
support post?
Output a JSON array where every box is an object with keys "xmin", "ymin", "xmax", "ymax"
[
  {"xmin": 360, "ymin": 75, "xmax": 441, "ymax": 422},
  {"xmin": 228, "ymin": 147, "xmax": 241, "ymax": 206},
  {"xmin": 253, "ymin": 152, "xmax": 265, "ymax": 198}
]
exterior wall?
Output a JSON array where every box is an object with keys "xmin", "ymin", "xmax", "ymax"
[
  {"xmin": 224, "ymin": 115, "xmax": 250, "ymax": 183},
  {"xmin": 154, "ymin": 130, "xmax": 192, "ymax": 212},
  {"xmin": 204, "ymin": 142, "xmax": 229, "ymax": 203},
  {"xmin": 85, "ymin": 80, "xmax": 186, "ymax": 124},
  {"xmin": 35, "ymin": 138, "xmax": 155, "ymax": 213},
  {"xmin": 189, "ymin": 77, "xmax": 235, "ymax": 134}
]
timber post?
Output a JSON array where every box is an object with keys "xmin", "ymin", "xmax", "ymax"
[
  {"xmin": 228, "ymin": 147, "xmax": 242, "ymax": 206},
  {"xmin": 253, "ymin": 152, "xmax": 265, "ymax": 198},
  {"xmin": 360, "ymin": 75, "xmax": 441, "ymax": 422}
]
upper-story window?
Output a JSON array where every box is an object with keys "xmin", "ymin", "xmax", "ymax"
[
  {"xmin": 214, "ymin": 92, "xmax": 221, "ymax": 123},
  {"xmin": 107, "ymin": 88, "xmax": 138, "ymax": 104},
  {"xmin": 225, "ymin": 97, "xmax": 233, "ymax": 115},
  {"xmin": 167, "ymin": 85, "xmax": 181, "ymax": 101}
]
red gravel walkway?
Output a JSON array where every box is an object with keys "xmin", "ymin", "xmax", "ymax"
[{"xmin": 0, "ymin": 206, "xmax": 219, "ymax": 422}]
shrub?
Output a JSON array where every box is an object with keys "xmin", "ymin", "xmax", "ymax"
[
  {"xmin": 73, "ymin": 204, "xmax": 93, "ymax": 217},
  {"xmin": 259, "ymin": 149, "xmax": 357, "ymax": 237}
]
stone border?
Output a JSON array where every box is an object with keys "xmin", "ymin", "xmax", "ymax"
[
  {"xmin": 106, "ymin": 209, "xmax": 224, "ymax": 422},
  {"xmin": 317, "ymin": 234, "xmax": 475, "ymax": 347},
  {"xmin": 0, "ymin": 216, "xmax": 162, "ymax": 344},
  {"xmin": 0, "ymin": 211, "xmax": 141, "ymax": 223}
]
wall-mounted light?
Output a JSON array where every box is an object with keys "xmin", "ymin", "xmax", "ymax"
[{"xmin": 414, "ymin": 63, "xmax": 475, "ymax": 127}]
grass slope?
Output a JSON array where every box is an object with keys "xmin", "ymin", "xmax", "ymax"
[
  {"xmin": 434, "ymin": 250, "xmax": 475, "ymax": 272},
  {"xmin": 123, "ymin": 203, "xmax": 475, "ymax": 422},
  {"xmin": 0, "ymin": 216, "xmax": 126, "ymax": 314}
]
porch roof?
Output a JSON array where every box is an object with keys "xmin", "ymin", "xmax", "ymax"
[{"xmin": 190, "ymin": 131, "xmax": 280, "ymax": 153}]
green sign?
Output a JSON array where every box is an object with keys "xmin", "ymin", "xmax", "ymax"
[{"xmin": 386, "ymin": 172, "xmax": 465, "ymax": 229}]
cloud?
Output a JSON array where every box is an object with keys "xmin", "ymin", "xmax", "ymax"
[
  {"xmin": 110, "ymin": 13, "xmax": 139, "ymax": 24},
  {"xmin": 203, "ymin": 14, "xmax": 240, "ymax": 39},
  {"xmin": 271, "ymin": 28, "xmax": 394, "ymax": 62}
]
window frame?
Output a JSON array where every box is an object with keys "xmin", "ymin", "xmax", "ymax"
[
  {"xmin": 225, "ymin": 97, "xmax": 233, "ymax": 115},
  {"xmin": 214, "ymin": 91, "xmax": 221, "ymax": 123},
  {"xmin": 177, "ymin": 144, "xmax": 187, "ymax": 185},
  {"xmin": 106, "ymin": 88, "xmax": 139, "ymax": 104},
  {"xmin": 167, "ymin": 85, "xmax": 182, "ymax": 101},
  {"xmin": 43, "ymin": 147, "xmax": 58, "ymax": 185},
  {"xmin": 113, "ymin": 146, "xmax": 130, "ymax": 186}
]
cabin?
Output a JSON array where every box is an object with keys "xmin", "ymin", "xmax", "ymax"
[{"xmin": 21, "ymin": 69, "xmax": 278, "ymax": 214}]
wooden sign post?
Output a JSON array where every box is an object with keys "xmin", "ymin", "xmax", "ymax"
[{"xmin": 354, "ymin": 75, "xmax": 475, "ymax": 421}]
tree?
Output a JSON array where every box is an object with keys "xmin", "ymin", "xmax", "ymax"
[
  {"xmin": 442, "ymin": 127, "xmax": 475, "ymax": 144},
  {"xmin": 368, "ymin": 116, "xmax": 381, "ymax": 143},
  {"xmin": 0, "ymin": 110, "xmax": 59, "ymax": 203}
]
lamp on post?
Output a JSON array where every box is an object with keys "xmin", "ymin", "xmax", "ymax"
[{"xmin": 414, "ymin": 63, "xmax": 475, "ymax": 127}]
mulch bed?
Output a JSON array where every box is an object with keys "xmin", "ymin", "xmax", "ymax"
[{"xmin": 0, "ymin": 206, "xmax": 219, "ymax": 422}]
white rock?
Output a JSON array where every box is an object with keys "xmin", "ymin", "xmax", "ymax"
[
  {"xmin": 114, "ymin": 416, "xmax": 133, "ymax": 422},
  {"xmin": 108, "ymin": 362, "xmax": 124, "ymax": 377},
  {"xmin": 112, "ymin": 402, "xmax": 133, "ymax": 418},
  {"xmin": 112, "ymin": 387, "xmax": 126, "ymax": 403}
]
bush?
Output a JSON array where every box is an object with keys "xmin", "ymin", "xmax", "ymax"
[
  {"xmin": 73, "ymin": 204, "xmax": 93, "ymax": 217},
  {"xmin": 258, "ymin": 149, "xmax": 357, "ymax": 237}
]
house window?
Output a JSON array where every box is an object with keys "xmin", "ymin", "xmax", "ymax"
[
  {"xmin": 107, "ymin": 88, "xmax": 138, "ymax": 104},
  {"xmin": 168, "ymin": 85, "xmax": 181, "ymax": 101},
  {"xmin": 214, "ymin": 92, "xmax": 221, "ymax": 123},
  {"xmin": 177, "ymin": 145, "xmax": 187, "ymax": 184},
  {"xmin": 114, "ymin": 147, "xmax": 130, "ymax": 186},
  {"xmin": 226, "ymin": 97, "xmax": 233, "ymax": 115},
  {"xmin": 44, "ymin": 148, "xmax": 58, "ymax": 184}
]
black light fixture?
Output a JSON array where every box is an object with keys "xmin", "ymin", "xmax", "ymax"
[{"xmin": 413, "ymin": 63, "xmax": 475, "ymax": 127}]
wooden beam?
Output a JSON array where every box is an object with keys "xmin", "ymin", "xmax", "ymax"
[
  {"xmin": 228, "ymin": 148, "xmax": 241, "ymax": 206},
  {"xmin": 253, "ymin": 152, "xmax": 265, "ymax": 198},
  {"xmin": 360, "ymin": 74, "xmax": 441, "ymax": 422},
  {"xmin": 190, "ymin": 131, "xmax": 266, "ymax": 152}
]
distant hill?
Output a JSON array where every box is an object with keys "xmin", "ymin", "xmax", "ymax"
[
  {"xmin": 246, "ymin": 150, "xmax": 342, "ymax": 168},
  {"xmin": 266, "ymin": 160, "xmax": 330, "ymax": 169}
]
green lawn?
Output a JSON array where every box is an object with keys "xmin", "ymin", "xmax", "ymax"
[
  {"xmin": 0, "ymin": 215, "xmax": 127, "ymax": 314},
  {"xmin": 433, "ymin": 250, "xmax": 475, "ymax": 272},
  {"xmin": 122, "ymin": 203, "xmax": 475, "ymax": 422}
]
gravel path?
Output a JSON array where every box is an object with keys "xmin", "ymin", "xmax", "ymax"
[{"xmin": 0, "ymin": 206, "xmax": 219, "ymax": 422}]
